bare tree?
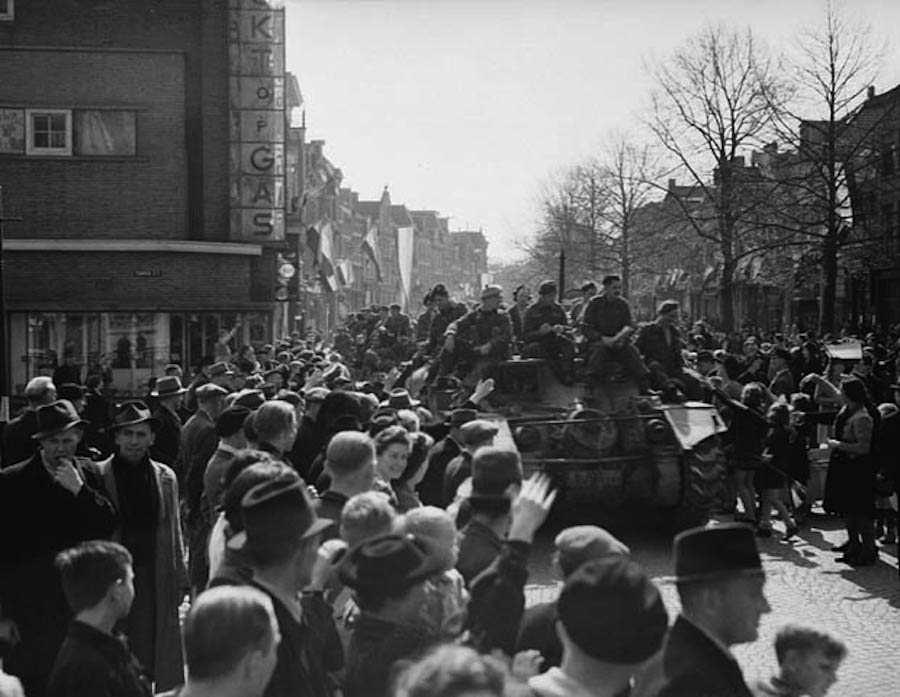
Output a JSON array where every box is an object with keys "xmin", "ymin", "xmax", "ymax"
[
  {"xmin": 760, "ymin": 0, "xmax": 887, "ymax": 334},
  {"xmin": 646, "ymin": 24, "xmax": 790, "ymax": 331},
  {"xmin": 594, "ymin": 135, "xmax": 663, "ymax": 296}
]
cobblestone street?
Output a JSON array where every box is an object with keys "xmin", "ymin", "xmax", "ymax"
[{"xmin": 525, "ymin": 513, "xmax": 900, "ymax": 697}]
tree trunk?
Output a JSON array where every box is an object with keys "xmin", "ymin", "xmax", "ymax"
[
  {"xmin": 819, "ymin": 231, "xmax": 839, "ymax": 335},
  {"xmin": 719, "ymin": 260, "xmax": 736, "ymax": 333},
  {"xmin": 621, "ymin": 218, "xmax": 631, "ymax": 297}
]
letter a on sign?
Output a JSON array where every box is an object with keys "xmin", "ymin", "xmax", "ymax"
[{"xmin": 252, "ymin": 181, "xmax": 273, "ymax": 204}]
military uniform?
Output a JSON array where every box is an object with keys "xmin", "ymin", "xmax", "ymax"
[
  {"xmin": 522, "ymin": 300, "xmax": 576, "ymax": 384},
  {"xmin": 427, "ymin": 302, "xmax": 467, "ymax": 355},
  {"xmin": 581, "ymin": 292, "xmax": 649, "ymax": 388},
  {"xmin": 439, "ymin": 305, "xmax": 512, "ymax": 383}
]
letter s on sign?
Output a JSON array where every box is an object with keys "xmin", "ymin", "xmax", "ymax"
[
  {"xmin": 252, "ymin": 212, "xmax": 274, "ymax": 235},
  {"xmin": 251, "ymin": 146, "xmax": 274, "ymax": 171}
]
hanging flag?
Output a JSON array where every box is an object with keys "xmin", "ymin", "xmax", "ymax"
[
  {"xmin": 362, "ymin": 223, "xmax": 384, "ymax": 281},
  {"xmin": 318, "ymin": 221, "xmax": 338, "ymax": 292},
  {"xmin": 397, "ymin": 226, "xmax": 415, "ymax": 311}
]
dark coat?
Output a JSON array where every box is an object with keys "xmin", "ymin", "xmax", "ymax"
[
  {"xmin": 419, "ymin": 436, "xmax": 460, "ymax": 507},
  {"xmin": 254, "ymin": 583, "xmax": 342, "ymax": 697},
  {"xmin": 149, "ymin": 405, "xmax": 181, "ymax": 470},
  {"xmin": 1, "ymin": 408, "xmax": 39, "ymax": 468},
  {"xmin": 636, "ymin": 321, "xmax": 684, "ymax": 376},
  {"xmin": 291, "ymin": 415, "xmax": 322, "ymax": 481},
  {"xmin": 178, "ymin": 409, "xmax": 218, "ymax": 516},
  {"xmin": 343, "ymin": 613, "xmax": 434, "ymax": 697},
  {"xmin": 456, "ymin": 519, "xmax": 503, "ymax": 587},
  {"xmin": 442, "ymin": 452, "xmax": 473, "ymax": 507},
  {"xmin": 97, "ymin": 456, "xmax": 187, "ymax": 691},
  {"xmin": 314, "ymin": 489, "xmax": 348, "ymax": 542},
  {"xmin": 47, "ymin": 621, "xmax": 151, "ymax": 697},
  {"xmin": 522, "ymin": 301, "xmax": 568, "ymax": 345},
  {"xmin": 515, "ymin": 600, "xmax": 561, "ymax": 670},
  {"xmin": 0, "ymin": 453, "xmax": 117, "ymax": 697},
  {"xmin": 654, "ymin": 616, "xmax": 753, "ymax": 697}
]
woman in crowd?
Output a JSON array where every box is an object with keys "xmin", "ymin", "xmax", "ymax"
[
  {"xmin": 824, "ymin": 377, "xmax": 879, "ymax": 566},
  {"xmin": 373, "ymin": 425, "xmax": 411, "ymax": 509}
]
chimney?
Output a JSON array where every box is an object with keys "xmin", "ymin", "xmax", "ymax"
[{"xmin": 867, "ymin": 85, "xmax": 876, "ymax": 99}]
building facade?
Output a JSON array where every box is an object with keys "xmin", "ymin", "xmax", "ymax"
[{"xmin": 0, "ymin": 0, "xmax": 295, "ymax": 395}]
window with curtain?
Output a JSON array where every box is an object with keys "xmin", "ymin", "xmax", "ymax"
[{"xmin": 74, "ymin": 110, "xmax": 136, "ymax": 156}]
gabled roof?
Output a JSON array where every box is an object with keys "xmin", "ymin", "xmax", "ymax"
[{"xmin": 391, "ymin": 205, "xmax": 414, "ymax": 228}]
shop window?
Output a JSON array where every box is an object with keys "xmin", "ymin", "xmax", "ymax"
[
  {"xmin": 26, "ymin": 109, "xmax": 72, "ymax": 156},
  {"xmin": 74, "ymin": 110, "xmax": 137, "ymax": 156},
  {"xmin": 0, "ymin": 109, "xmax": 25, "ymax": 153}
]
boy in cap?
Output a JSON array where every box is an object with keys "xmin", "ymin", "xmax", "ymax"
[
  {"xmin": 516, "ymin": 525, "xmax": 630, "ymax": 671},
  {"xmin": 640, "ymin": 523, "xmax": 770, "ymax": 697},
  {"xmin": 442, "ymin": 419, "xmax": 499, "ymax": 507},
  {"xmin": 203, "ymin": 405, "xmax": 251, "ymax": 518},
  {"xmin": 529, "ymin": 556, "xmax": 668, "ymax": 697},
  {"xmin": 418, "ymin": 407, "xmax": 477, "ymax": 507}
]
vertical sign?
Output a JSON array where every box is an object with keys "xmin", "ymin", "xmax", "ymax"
[{"xmin": 228, "ymin": 0, "xmax": 286, "ymax": 241}]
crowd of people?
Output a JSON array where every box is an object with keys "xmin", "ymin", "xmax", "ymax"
[{"xmin": 1, "ymin": 274, "xmax": 897, "ymax": 697}]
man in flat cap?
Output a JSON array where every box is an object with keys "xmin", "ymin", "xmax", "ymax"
[
  {"xmin": 0, "ymin": 400, "xmax": 116, "ymax": 697},
  {"xmin": 522, "ymin": 280, "xmax": 576, "ymax": 385},
  {"xmin": 581, "ymin": 274, "xmax": 650, "ymax": 392},
  {"xmin": 516, "ymin": 525, "xmax": 630, "ymax": 670},
  {"xmin": 529, "ymin": 556, "xmax": 668, "ymax": 697},
  {"xmin": 439, "ymin": 284, "xmax": 512, "ymax": 385},
  {"xmin": 637, "ymin": 523, "xmax": 770, "ymax": 697},
  {"xmin": 96, "ymin": 401, "xmax": 188, "ymax": 691}
]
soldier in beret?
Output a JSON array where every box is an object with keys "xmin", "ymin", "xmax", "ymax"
[
  {"xmin": 522, "ymin": 280, "xmax": 576, "ymax": 385},
  {"xmin": 439, "ymin": 285, "xmax": 512, "ymax": 385}
]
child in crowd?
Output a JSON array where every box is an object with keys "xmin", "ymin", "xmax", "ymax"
[
  {"xmin": 402, "ymin": 506, "xmax": 469, "ymax": 638},
  {"xmin": 756, "ymin": 402, "xmax": 800, "ymax": 540},
  {"xmin": 874, "ymin": 403, "xmax": 898, "ymax": 544},
  {"xmin": 753, "ymin": 625, "xmax": 847, "ymax": 697},
  {"xmin": 340, "ymin": 491, "xmax": 399, "ymax": 548}
]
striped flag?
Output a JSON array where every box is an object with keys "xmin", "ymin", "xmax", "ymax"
[{"xmin": 362, "ymin": 223, "xmax": 384, "ymax": 281}]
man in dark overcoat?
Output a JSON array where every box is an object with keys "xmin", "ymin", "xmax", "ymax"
[
  {"xmin": 149, "ymin": 376, "xmax": 186, "ymax": 468},
  {"xmin": 634, "ymin": 524, "xmax": 770, "ymax": 697},
  {"xmin": 0, "ymin": 400, "xmax": 117, "ymax": 697}
]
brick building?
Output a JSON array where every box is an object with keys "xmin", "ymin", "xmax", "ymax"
[{"xmin": 0, "ymin": 0, "xmax": 295, "ymax": 395}]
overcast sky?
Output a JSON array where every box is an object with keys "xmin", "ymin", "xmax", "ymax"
[{"xmin": 285, "ymin": 0, "xmax": 900, "ymax": 262}]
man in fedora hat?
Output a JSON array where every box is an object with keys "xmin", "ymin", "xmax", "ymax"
[
  {"xmin": 0, "ymin": 400, "xmax": 116, "ymax": 697},
  {"xmin": 339, "ymin": 534, "xmax": 436, "ymax": 697},
  {"xmin": 150, "ymin": 376, "xmax": 187, "ymax": 467},
  {"xmin": 222, "ymin": 465, "xmax": 341, "ymax": 697},
  {"xmin": 417, "ymin": 407, "xmax": 477, "ymax": 507},
  {"xmin": 379, "ymin": 388, "xmax": 420, "ymax": 411},
  {"xmin": 95, "ymin": 400, "xmax": 188, "ymax": 692},
  {"xmin": 637, "ymin": 523, "xmax": 770, "ymax": 697},
  {"xmin": 1, "ymin": 376, "xmax": 57, "ymax": 468}
]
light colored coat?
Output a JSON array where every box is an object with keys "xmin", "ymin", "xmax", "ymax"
[{"xmin": 97, "ymin": 455, "xmax": 188, "ymax": 691}]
